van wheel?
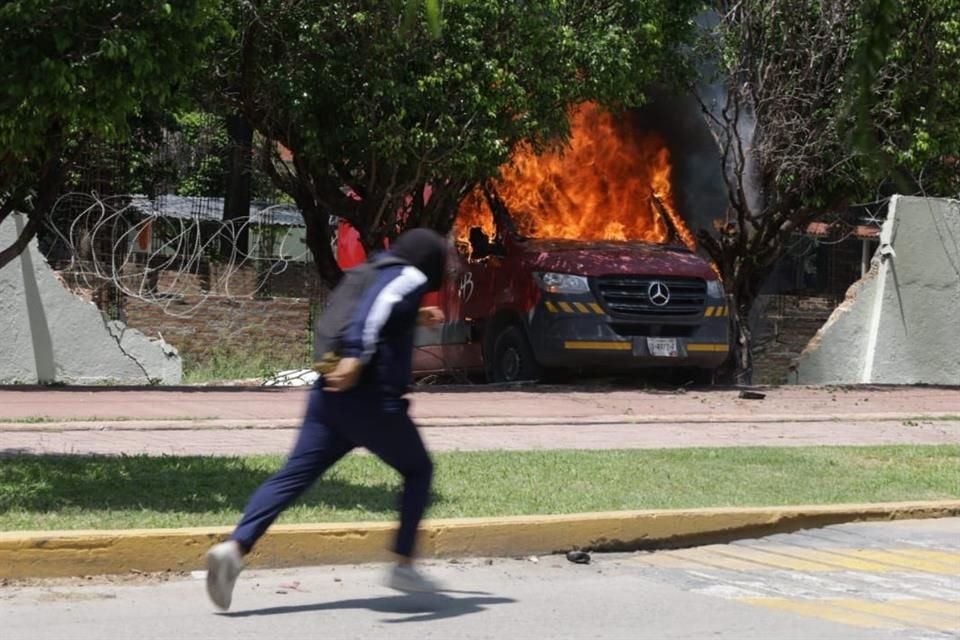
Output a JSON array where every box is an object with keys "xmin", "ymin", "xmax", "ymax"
[{"xmin": 491, "ymin": 326, "xmax": 542, "ymax": 383}]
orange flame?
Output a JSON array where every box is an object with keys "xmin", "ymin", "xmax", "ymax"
[{"xmin": 456, "ymin": 103, "xmax": 695, "ymax": 249}]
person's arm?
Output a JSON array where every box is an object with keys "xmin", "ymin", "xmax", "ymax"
[{"xmin": 325, "ymin": 266, "xmax": 427, "ymax": 391}]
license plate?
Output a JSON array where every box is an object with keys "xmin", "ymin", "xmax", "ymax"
[{"xmin": 646, "ymin": 337, "xmax": 679, "ymax": 358}]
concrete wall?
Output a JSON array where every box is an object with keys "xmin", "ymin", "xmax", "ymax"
[
  {"xmin": 0, "ymin": 214, "xmax": 181, "ymax": 384},
  {"xmin": 794, "ymin": 196, "xmax": 960, "ymax": 384}
]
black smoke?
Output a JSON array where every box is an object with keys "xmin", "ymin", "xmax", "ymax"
[{"xmin": 627, "ymin": 88, "xmax": 728, "ymax": 240}]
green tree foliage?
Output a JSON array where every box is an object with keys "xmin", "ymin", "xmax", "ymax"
[
  {"xmin": 224, "ymin": 0, "xmax": 699, "ymax": 282},
  {"xmin": 697, "ymin": 0, "xmax": 960, "ymax": 382},
  {"xmin": 170, "ymin": 112, "xmax": 229, "ymax": 198},
  {"xmin": 860, "ymin": 0, "xmax": 960, "ymax": 194},
  {"xmin": 403, "ymin": 0, "xmax": 441, "ymax": 37},
  {"xmin": 166, "ymin": 111, "xmax": 282, "ymax": 200},
  {"xmin": 0, "ymin": 0, "xmax": 225, "ymax": 269}
]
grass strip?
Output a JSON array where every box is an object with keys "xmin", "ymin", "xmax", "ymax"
[{"xmin": 1, "ymin": 446, "xmax": 957, "ymax": 530}]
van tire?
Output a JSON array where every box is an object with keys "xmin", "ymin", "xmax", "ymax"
[{"xmin": 491, "ymin": 326, "xmax": 542, "ymax": 383}]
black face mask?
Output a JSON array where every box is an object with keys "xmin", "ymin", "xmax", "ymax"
[{"xmin": 389, "ymin": 228, "xmax": 448, "ymax": 291}]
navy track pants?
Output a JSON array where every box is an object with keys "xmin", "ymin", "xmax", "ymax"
[{"xmin": 230, "ymin": 383, "xmax": 433, "ymax": 557}]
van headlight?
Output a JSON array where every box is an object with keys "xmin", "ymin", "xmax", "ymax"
[
  {"xmin": 533, "ymin": 272, "xmax": 590, "ymax": 294},
  {"xmin": 706, "ymin": 279, "xmax": 725, "ymax": 298}
]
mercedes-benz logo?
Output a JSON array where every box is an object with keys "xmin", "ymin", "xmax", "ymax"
[{"xmin": 647, "ymin": 281, "xmax": 671, "ymax": 307}]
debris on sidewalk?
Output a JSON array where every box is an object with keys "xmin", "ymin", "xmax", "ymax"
[
  {"xmin": 738, "ymin": 390, "xmax": 766, "ymax": 400},
  {"xmin": 276, "ymin": 580, "xmax": 309, "ymax": 594},
  {"xmin": 263, "ymin": 369, "xmax": 318, "ymax": 387},
  {"xmin": 566, "ymin": 550, "xmax": 591, "ymax": 564}
]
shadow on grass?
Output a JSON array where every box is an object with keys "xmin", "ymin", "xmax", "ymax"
[{"xmin": 0, "ymin": 454, "xmax": 440, "ymax": 515}]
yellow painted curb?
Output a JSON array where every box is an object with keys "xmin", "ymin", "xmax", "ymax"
[{"xmin": 2, "ymin": 501, "xmax": 959, "ymax": 579}]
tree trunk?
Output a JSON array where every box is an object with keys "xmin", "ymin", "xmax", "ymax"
[
  {"xmin": 730, "ymin": 299, "xmax": 754, "ymax": 385},
  {"xmin": 713, "ymin": 298, "xmax": 755, "ymax": 385},
  {"xmin": 712, "ymin": 273, "xmax": 762, "ymax": 387},
  {"xmin": 0, "ymin": 161, "xmax": 64, "ymax": 271},
  {"xmin": 221, "ymin": 112, "xmax": 254, "ymax": 259},
  {"xmin": 0, "ymin": 210, "xmax": 40, "ymax": 270},
  {"xmin": 299, "ymin": 200, "xmax": 342, "ymax": 287},
  {"xmin": 359, "ymin": 219, "xmax": 388, "ymax": 257},
  {"xmin": 0, "ymin": 193, "xmax": 29, "ymax": 270},
  {"xmin": 256, "ymin": 143, "xmax": 344, "ymax": 287}
]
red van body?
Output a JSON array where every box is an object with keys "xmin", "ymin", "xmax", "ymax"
[{"xmin": 335, "ymin": 208, "xmax": 729, "ymax": 382}]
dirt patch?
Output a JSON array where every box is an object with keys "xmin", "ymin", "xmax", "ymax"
[{"xmin": 1, "ymin": 570, "xmax": 190, "ymax": 591}]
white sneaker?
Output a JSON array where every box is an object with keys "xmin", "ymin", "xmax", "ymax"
[
  {"xmin": 386, "ymin": 564, "xmax": 442, "ymax": 593},
  {"xmin": 206, "ymin": 540, "xmax": 243, "ymax": 610}
]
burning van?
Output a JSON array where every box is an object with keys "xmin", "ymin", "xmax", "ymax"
[{"xmin": 340, "ymin": 103, "xmax": 730, "ymax": 382}]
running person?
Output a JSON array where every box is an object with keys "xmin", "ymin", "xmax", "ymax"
[{"xmin": 205, "ymin": 228, "xmax": 448, "ymax": 610}]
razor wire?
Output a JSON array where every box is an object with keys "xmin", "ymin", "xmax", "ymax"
[
  {"xmin": 45, "ymin": 192, "xmax": 315, "ymax": 318},
  {"xmin": 44, "ymin": 192, "xmax": 479, "ymax": 385}
]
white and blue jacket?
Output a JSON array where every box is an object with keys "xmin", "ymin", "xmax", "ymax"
[{"xmin": 339, "ymin": 260, "xmax": 430, "ymax": 396}]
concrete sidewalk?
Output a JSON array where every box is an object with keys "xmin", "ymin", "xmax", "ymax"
[
  {"xmin": 2, "ymin": 384, "xmax": 959, "ymax": 423},
  {"xmin": 2, "ymin": 384, "xmax": 960, "ymax": 455},
  {"xmin": 0, "ymin": 385, "xmax": 960, "ymax": 426},
  {"xmin": 3, "ymin": 418, "xmax": 960, "ymax": 456},
  {"xmin": 0, "ymin": 386, "xmax": 960, "ymax": 455}
]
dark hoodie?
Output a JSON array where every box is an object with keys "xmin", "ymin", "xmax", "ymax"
[
  {"xmin": 339, "ymin": 228, "xmax": 448, "ymax": 395},
  {"xmin": 387, "ymin": 228, "xmax": 447, "ymax": 291}
]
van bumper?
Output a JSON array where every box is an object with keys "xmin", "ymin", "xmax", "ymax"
[{"xmin": 526, "ymin": 296, "xmax": 730, "ymax": 370}]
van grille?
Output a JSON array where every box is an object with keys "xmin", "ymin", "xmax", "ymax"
[{"xmin": 595, "ymin": 276, "xmax": 706, "ymax": 317}]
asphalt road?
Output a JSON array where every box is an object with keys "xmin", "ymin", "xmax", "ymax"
[{"xmin": 3, "ymin": 518, "xmax": 957, "ymax": 640}]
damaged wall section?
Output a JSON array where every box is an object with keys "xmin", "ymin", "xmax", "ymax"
[
  {"xmin": 0, "ymin": 213, "xmax": 182, "ymax": 385},
  {"xmin": 793, "ymin": 195, "xmax": 960, "ymax": 385}
]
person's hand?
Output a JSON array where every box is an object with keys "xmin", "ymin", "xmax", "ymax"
[
  {"xmin": 418, "ymin": 306, "xmax": 445, "ymax": 326},
  {"xmin": 324, "ymin": 357, "xmax": 363, "ymax": 392}
]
